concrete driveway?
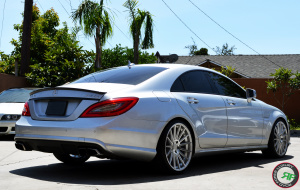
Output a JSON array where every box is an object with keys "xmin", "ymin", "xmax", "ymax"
[{"xmin": 1, "ymin": 135, "xmax": 299, "ymax": 190}]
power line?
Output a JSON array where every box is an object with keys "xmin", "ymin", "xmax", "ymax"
[
  {"xmin": 106, "ymin": 41, "xmax": 113, "ymax": 48},
  {"xmin": 67, "ymin": 0, "xmax": 73, "ymax": 11},
  {"xmin": 0, "ymin": 0, "xmax": 7, "ymax": 49},
  {"xmin": 57, "ymin": 0, "xmax": 70, "ymax": 16},
  {"xmin": 161, "ymin": 0, "xmax": 216, "ymax": 54},
  {"xmin": 36, "ymin": 0, "xmax": 44, "ymax": 12},
  {"xmin": 188, "ymin": 0, "xmax": 281, "ymax": 67},
  {"xmin": 114, "ymin": 22, "xmax": 131, "ymax": 42}
]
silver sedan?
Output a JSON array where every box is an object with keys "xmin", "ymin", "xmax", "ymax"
[{"xmin": 15, "ymin": 64, "xmax": 290, "ymax": 173}]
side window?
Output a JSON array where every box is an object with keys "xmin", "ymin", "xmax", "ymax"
[
  {"xmin": 171, "ymin": 70, "xmax": 216, "ymax": 94},
  {"xmin": 207, "ymin": 72, "xmax": 246, "ymax": 99},
  {"xmin": 171, "ymin": 77, "xmax": 184, "ymax": 92}
]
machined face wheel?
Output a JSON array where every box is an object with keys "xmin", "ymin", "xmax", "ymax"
[
  {"xmin": 273, "ymin": 121, "xmax": 288, "ymax": 156},
  {"xmin": 165, "ymin": 123, "xmax": 193, "ymax": 171}
]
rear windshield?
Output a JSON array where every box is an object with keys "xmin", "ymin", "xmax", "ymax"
[
  {"xmin": 0, "ymin": 89, "xmax": 36, "ymax": 103},
  {"xmin": 73, "ymin": 66, "xmax": 167, "ymax": 85}
]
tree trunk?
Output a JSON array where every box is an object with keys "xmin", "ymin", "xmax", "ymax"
[
  {"xmin": 95, "ymin": 27, "xmax": 101, "ymax": 69},
  {"xmin": 20, "ymin": 0, "xmax": 33, "ymax": 76},
  {"xmin": 133, "ymin": 31, "xmax": 139, "ymax": 64}
]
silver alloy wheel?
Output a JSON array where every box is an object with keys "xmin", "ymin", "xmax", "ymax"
[
  {"xmin": 273, "ymin": 121, "xmax": 288, "ymax": 156},
  {"xmin": 165, "ymin": 123, "xmax": 193, "ymax": 171}
]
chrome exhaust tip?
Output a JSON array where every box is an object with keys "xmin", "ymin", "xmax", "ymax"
[{"xmin": 15, "ymin": 142, "xmax": 27, "ymax": 151}]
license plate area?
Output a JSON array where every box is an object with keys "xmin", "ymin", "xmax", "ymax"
[{"xmin": 46, "ymin": 100, "xmax": 68, "ymax": 116}]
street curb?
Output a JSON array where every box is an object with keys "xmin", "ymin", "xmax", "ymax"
[{"xmin": 290, "ymin": 130, "xmax": 300, "ymax": 138}]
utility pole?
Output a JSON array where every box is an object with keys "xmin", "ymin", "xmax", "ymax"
[{"xmin": 20, "ymin": 0, "xmax": 33, "ymax": 76}]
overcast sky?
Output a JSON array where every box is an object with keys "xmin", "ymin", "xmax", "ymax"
[{"xmin": 0, "ymin": 0, "xmax": 299, "ymax": 56}]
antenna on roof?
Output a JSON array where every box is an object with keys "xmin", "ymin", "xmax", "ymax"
[{"xmin": 128, "ymin": 60, "xmax": 135, "ymax": 69}]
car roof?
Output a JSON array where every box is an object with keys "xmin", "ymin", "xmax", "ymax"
[{"xmin": 129, "ymin": 63, "xmax": 213, "ymax": 71}]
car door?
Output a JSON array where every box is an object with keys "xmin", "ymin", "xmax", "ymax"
[
  {"xmin": 171, "ymin": 70, "xmax": 228, "ymax": 149},
  {"xmin": 206, "ymin": 72, "xmax": 264, "ymax": 147}
]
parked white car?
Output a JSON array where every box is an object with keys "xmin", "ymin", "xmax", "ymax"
[{"xmin": 0, "ymin": 88, "xmax": 38, "ymax": 135}]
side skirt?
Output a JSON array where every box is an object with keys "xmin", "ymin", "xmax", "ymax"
[{"xmin": 194, "ymin": 145, "xmax": 268, "ymax": 156}]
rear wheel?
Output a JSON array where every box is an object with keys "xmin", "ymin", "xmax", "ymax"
[
  {"xmin": 53, "ymin": 152, "xmax": 90, "ymax": 165},
  {"xmin": 262, "ymin": 120, "xmax": 289, "ymax": 158},
  {"xmin": 156, "ymin": 120, "xmax": 193, "ymax": 174}
]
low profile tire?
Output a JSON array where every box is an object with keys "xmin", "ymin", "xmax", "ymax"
[
  {"xmin": 262, "ymin": 119, "xmax": 289, "ymax": 158},
  {"xmin": 53, "ymin": 152, "xmax": 90, "ymax": 165},
  {"xmin": 155, "ymin": 120, "xmax": 193, "ymax": 174}
]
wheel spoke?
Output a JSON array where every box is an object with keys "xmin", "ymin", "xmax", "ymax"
[
  {"xmin": 173, "ymin": 125, "xmax": 177, "ymax": 140},
  {"xmin": 178, "ymin": 154, "xmax": 186, "ymax": 167},
  {"xmin": 168, "ymin": 152, "xmax": 173, "ymax": 164},
  {"xmin": 179, "ymin": 150, "xmax": 188, "ymax": 160},
  {"xmin": 178, "ymin": 128, "xmax": 185, "ymax": 140},
  {"xmin": 176, "ymin": 155, "xmax": 180, "ymax": 169},
  {"xmin": 167, "ymin": 137, "xmax": 172, "ymax": 145},
  {"xmin": 173, "ymin": 153, "xmax": 176, "ymax": 169},
  {"xmin": 166, "ymin": 149, "xmax": 172, "ymax": 157},
  {"xmin": 179, "ymin": 134, "xmax": 189, "ymax": 143},
  {"xmin": 169, "ymin": 129, "xmax": 174, "ymax": 141},
  {"xmin": 179, "ymin": 148, "xmax": 192, "ymax": 153},
  {"xmin": 179, "ymin": 142, "xmax": 192, "ymax": 146}
]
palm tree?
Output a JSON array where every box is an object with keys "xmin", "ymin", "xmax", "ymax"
[
  {"xmin": 123, "ymin": 0, "xmax": 154, "ymax": 64},
  {"xmin": 72, "ymin": 0, "xmax": 113, "ymax": 69}
]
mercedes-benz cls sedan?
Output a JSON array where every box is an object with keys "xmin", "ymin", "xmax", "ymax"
[{"xmin": 15, "ymin": 64, "xmax": 290, "ymax": 173}]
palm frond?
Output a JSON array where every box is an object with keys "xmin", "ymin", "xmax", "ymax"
[{"xmin": 141, "ymin": 11, "xmax": 154, "ymax": 49}]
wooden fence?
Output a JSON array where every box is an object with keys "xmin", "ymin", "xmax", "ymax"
[
  {"xmin": 0, "ymin": 73, "xmax": 29, "ymax": 92},
  {"xmin": 233, "ymin": 78, "xmax": 300, "ymax": 122}
]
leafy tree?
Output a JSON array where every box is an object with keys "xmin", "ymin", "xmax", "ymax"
[
  {"xmin": 266, "ymin": 67, "xmax": 300, "ymax": 112},
  {"xmin": 195, "ymin": 48, "xmax": 208, "ymax": 55},
  {"xmin": 0, "ymin": 52, "xmax": 16, "ymax": 74},
  {"xmin": 220, "ymin": 66, "xmax": 235, "ymax": 78},
  {"xmin": 72, "ymin": 0, "xmax": 113, "ymax": 69},
  {"xmin": 100, "ymin": 44, "xmax": 156, "ymax": 69},
  {"xmin": 2, "ymin": 5, "xmax": 95, "ymax": 87},
  {"xmin": 185, "ymin": 38, "xmax": 208, "ymax": 55},
  {"xmin": 123, "ymin": 0, "xmax": 154, "ymax": 64},
  {"xmin": 214, "ymin": 43, "xmax": 236, "ymax": 55}
]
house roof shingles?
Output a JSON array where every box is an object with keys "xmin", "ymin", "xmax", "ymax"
[{"xmin": 173, "ymin": 54, "xmax": 300, "ymax": 78}]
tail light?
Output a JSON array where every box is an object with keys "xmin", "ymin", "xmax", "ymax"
[
  {"xmin": 22, "ymin": 102, "xmax": 31, "ymax": 116},
  {"xmin": 80, "ymin": 97, "xmax": 139, "ymax": 117}
]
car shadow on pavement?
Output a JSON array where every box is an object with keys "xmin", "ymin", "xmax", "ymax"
[
  {"xmin": 0, "ymin": 135, "xmax": 14, "ymax": 141},
  {"xmin": 10, "ymin": 152, "xmax": 293, "ymax": 185}
]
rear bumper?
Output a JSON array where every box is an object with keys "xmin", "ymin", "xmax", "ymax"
[{"xmin": 15, "ymin": 116, "xmax": 165, "ymax": 161}]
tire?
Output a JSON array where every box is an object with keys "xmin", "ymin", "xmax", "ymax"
[
  {"xmin": 155, "ymin": 120, "xmax": 193, "ymax": 174},
  {"xmin": 53, "ymin": 152, "xmax": 90, "ymax": 165},
  {"xmin": 262, "ymin": 119, "xmax": 289, "ymax": 158}
]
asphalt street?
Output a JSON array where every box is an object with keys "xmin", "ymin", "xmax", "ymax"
[{"xmin": 0, "ymin": 135, "xmax": 299, "ymax": 190}]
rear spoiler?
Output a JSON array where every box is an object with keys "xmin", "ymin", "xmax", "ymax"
[{"xmin": 30, "ymin": 87, "xmax": 106, "ymax": 96}]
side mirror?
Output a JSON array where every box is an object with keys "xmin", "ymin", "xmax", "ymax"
[{"xmin": 246, "ymin": 88, "xmax": 256, "ymax": 103}]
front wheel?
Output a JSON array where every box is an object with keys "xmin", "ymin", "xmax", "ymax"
[
  {"xmin": 53, "ymin": 152, "xmax": 90, "ymax": 165},
  {"xmin": 262, "ymin": 120, "xmax": 289, "ymax": 158},
  {"xmin": 155, "ymin": 120, "xmax": 193, "ymax": 174}
]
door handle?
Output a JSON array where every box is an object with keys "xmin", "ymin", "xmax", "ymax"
[
  {"xmin": 227, "ymin": 99, "xmax": 236, "ymax": 106},
  {"xmin": 187, "ymin": 97, "xmax": 199, "ymax": 104}
]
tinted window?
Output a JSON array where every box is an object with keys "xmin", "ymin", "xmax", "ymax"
[
  {"xmin": 0, "ymin": 89, "xmax": 36, "ymax": 103},
  {"xmin": 171, "ymin": 77, "xmax": 184, "ymax": 92},
  {"xmin": 207, "ymin": 72, "xmax": 246, "ymax": 98},
  {"xmin": 171, "ymin": 70, "xmax": 215, "ymax": 94},
  {"xmin": 73, "ymin": 66, "xmax": 167, "ymax": 85}
]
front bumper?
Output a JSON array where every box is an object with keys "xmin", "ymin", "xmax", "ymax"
[
  {"xmin": 15, "ymin": 116, "xmax": 166, "ymax": 161},
  {"xmin": 0, "ymin": 120, "xmax": 16, "ymax": 135}
]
